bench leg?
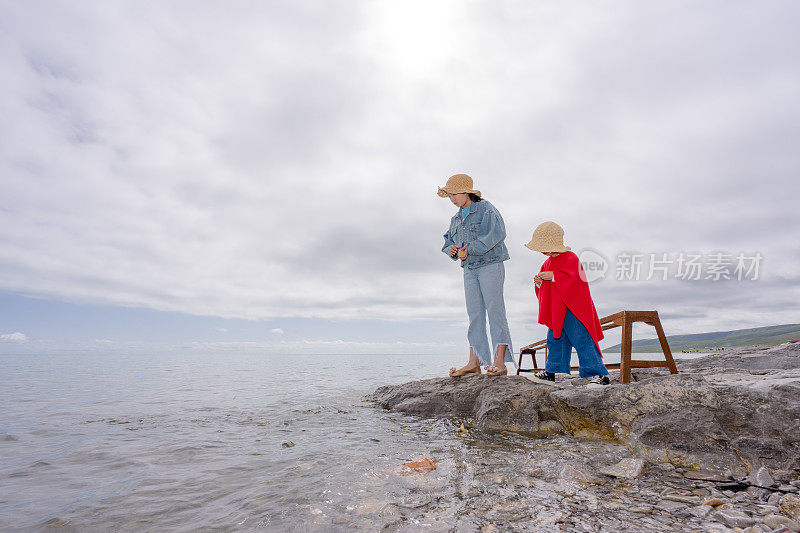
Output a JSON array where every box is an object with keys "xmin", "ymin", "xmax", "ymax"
[
  {"xmin": 652, "ymin": 314, "xmax": 678, "ymax": 374},
  {"xmin": 620, "ymin": 314, "xmax": 632, "ymax": 384}
]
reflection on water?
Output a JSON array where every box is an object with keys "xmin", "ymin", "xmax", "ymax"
[{"xmin": 1, "ymin": 352, "xmax": 717, "ymax": 531}]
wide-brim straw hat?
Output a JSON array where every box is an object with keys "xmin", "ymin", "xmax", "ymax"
[
  {"xmin": 437, "ymin": 173, "xmax": 481, "ymax": 198},
  {"xmin": 525, "ymin": 221, "xmax": 571, "ymax": 253}
]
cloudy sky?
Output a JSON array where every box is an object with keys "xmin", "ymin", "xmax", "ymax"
[{"xmin": 1, "ymin": 1, "xmax": 798, "ymax": 356}]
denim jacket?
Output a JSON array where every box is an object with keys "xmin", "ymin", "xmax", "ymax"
[{"xmin": 441, "ymin": 200, "xmax": 510, "ymax": 269}]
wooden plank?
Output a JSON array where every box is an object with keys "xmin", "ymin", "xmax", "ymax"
[
  {"xmin": 599, "ymin": 311, "xmax": 624, "ymax": 323},
  {"xmin": 629, "ymin": 360, "xmax": 670, "ymax": 368}
]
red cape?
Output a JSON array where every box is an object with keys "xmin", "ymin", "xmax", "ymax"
[{"xmin": 535, "ymin": 251, "xmax": 604, "ymax": 355}]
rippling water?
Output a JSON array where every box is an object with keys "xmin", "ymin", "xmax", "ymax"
[{"xmin": 1, "ymin": 352, "xmax": 707, "ymax": 531}]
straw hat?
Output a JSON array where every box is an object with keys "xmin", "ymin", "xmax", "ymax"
[
  {"xmin": 525, "ymin": 221, "xmax": 571, "ymax": 253},
  {"xmin": 437, "ymin": 174, "xmax": 481, "ymax": 198}
]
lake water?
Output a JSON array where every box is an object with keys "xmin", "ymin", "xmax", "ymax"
[{"xmin": 0, "ymin": 352, "xmax": 711, "ymax": 531}]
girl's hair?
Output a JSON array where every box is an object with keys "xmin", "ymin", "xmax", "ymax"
[{"xmin": 468, "ymin": 193, "xmax": 482, "ymax": 202}]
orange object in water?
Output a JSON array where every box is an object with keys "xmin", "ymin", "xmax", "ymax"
[{"xmin": 402, "ymin": 456, "xmax": 437, "ymax": 472}]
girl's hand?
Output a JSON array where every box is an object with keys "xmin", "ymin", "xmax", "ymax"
[
  {"xmin": 534, "ymin": 274, "xmax": 543, "ymax": 286},
  {"xmin": 458, "ymin": 245, "xmax": 468, "ymax": 260},
  {"xmin": 539, "ymin": 271, "xmax": 554, "ymax": 281},
  {"xmin": 448, "ymin": 245, "xmax": 459, "ymax": 257}
]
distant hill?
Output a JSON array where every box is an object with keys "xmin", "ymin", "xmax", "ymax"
[{"xmin": 604, "ymin": 323, "xmax": 800, "ymax": 353}]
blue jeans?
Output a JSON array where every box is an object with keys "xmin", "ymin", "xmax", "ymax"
[
  {"xmin": 545, "ymin": 309, "xmax": 609, "ymax": 378},
  {"xmin": 464, "ymin": 262, "xmax": 513, "ymax": 367}
]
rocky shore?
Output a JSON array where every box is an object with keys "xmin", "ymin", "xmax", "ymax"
[{"xmin": 368, "ymin": 343, "xmax": 800, "ymax": 532}]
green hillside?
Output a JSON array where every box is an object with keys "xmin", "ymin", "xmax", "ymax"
[{"xmin": 604, "ymin": 323, "xmax": 800, "ymax": 353}]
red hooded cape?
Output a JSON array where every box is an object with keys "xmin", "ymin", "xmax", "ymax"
[{"xmin": 535, "ymin": 251, "xmax": 604, "ymax": 355}]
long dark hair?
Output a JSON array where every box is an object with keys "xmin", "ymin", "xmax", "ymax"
[{"xmin": 468, "ymin": 193, "xmax": 482, "ymax": 202}]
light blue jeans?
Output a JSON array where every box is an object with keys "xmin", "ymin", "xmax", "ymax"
[
  {"xmin": 545, "ymin": 309, "xmax": 609, "ymax": 378},
  {"xmin": 463, "ymin": 262, "xmax": 514, "ymax": 367}
]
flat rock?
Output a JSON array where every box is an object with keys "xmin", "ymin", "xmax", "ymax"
[
  {"xmin": 599, "ymin": 458, "xmax": 645, "ymax": 479},
  {"xmin": 688, "ymin": 504, "xmax": 714, "ymax": 518},
  {"xmin": 765, "ymin": 514, "xmax": 800, "ymax": 532},
  {"xmin": 559, "ymin": 464, "xmax": 604, "ymax": 485},
  {"xmin": 754, "ymin": 466, "xmax": 776, "ymax": 487},
  {"xmin": 713, "ymin": 508, "xmax": 756, "ymax": 528},
  {"xmin": 369, "ymin": 343, "xmax": 800, "ymax": 476},
  {"xmin": 683, "ymin": 469, "xmax": 730, "ymax": 482}
]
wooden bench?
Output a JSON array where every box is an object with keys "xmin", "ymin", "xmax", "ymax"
[{"xmin": 517, "ymin": 310, "xmax": 678, "ymax": 384}]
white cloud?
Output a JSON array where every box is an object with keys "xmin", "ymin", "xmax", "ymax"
[
  {"xmin": 0, "ymin": 1, "xmax": 798, "ymax": 339},
  {"xmin": 216, "ymin": 327, "xmax": 228, "ymax": 333},
  {"xmin": 0, "ymin": 332, "xmax": 27, "ymax": 342},
  {"xmin": 270, "ymin": 328, "xmax": 284, "ymax": 335}
]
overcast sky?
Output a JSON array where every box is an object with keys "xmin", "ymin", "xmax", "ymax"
[{"xmin": 1, "ymin": 1, "xmax": 799, "ymax": 356}]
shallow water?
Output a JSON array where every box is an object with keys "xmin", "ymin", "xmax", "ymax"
[{"xmin": 1, "ymin": 352, "xmax": 720, "ymax": 531}]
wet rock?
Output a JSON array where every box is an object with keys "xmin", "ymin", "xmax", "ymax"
[
  {"xmin": 713, "ymin": 508, "xmax": 756, "ymax": 528},
  {"xmin": 369, "ymin": 344, "xmax": 800, "ymax": 476},
  {"xmin": 782, "ymin": 494, "xmax": 800, "ymax": 521},
  {"xmin": 599, "ymin": 458, "xmax": 645, "ymax": 479},
  {"xmin": 765, "ymin": 514, "xmax": 800, "ymax": 532}
]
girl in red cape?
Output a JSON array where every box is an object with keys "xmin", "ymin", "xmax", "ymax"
[{"xmin": 525, "ymin": 221, "xmax": 610, "ymax": 387}]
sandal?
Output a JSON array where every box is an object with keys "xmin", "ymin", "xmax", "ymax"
[
  {"xmin": 486, "ymin": 366, "xmax": 507, "ymax": 376},
  {"xmin": 449, "ymin": 367, "xmax": 481, "ymax": 377}
]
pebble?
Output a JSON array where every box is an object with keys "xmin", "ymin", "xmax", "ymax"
[
  {"xmin": 754, "ymin": 466, "xmax": 776, "ymax": 488},
  {"xmin": 704, "ymin": 498, "xmax": 727, "ymax": 507},
  {"xmin": 662, "ymin": 494, "xmax": 702, "ymax": 505},
  {"xmin": 783, "ymin": 494, "xmax": 800, "ymax": 521},
  {"xmin": 781, "ymin": 485, "xmax": 800, "ymax": 493},
  {"xmin": 657, "ymin": 500, "xmax": 687, "ymax": 512},
  {"xmin": 599, "ymin": 458, "xmax": 645, "ymax": 479},
  {"xmin": 560, "ymin": 465, "xmax": 604, "ymax": 485},
  {"xmin": 768, "ymin": 493, "xmax": 783, "ymax": 506},
  {"xmin": 688, "ymin": 504, "xmax": 714, "ymax": 518},
  {"xmin": 684, "ymin": 469, "xmax": 729, "ymax": 482},
  {"xmin": 713, "ymin": 508, "xmax": 756, "ymax": 528},
  {"xmin": 764, "ymin": 514, "xmax": 800, "ymax": 532}
]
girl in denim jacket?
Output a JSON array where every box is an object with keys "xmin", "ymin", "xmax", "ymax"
[{"xmin": 438, "ymin": 174, "xmax": 514, "ymax": 377}]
